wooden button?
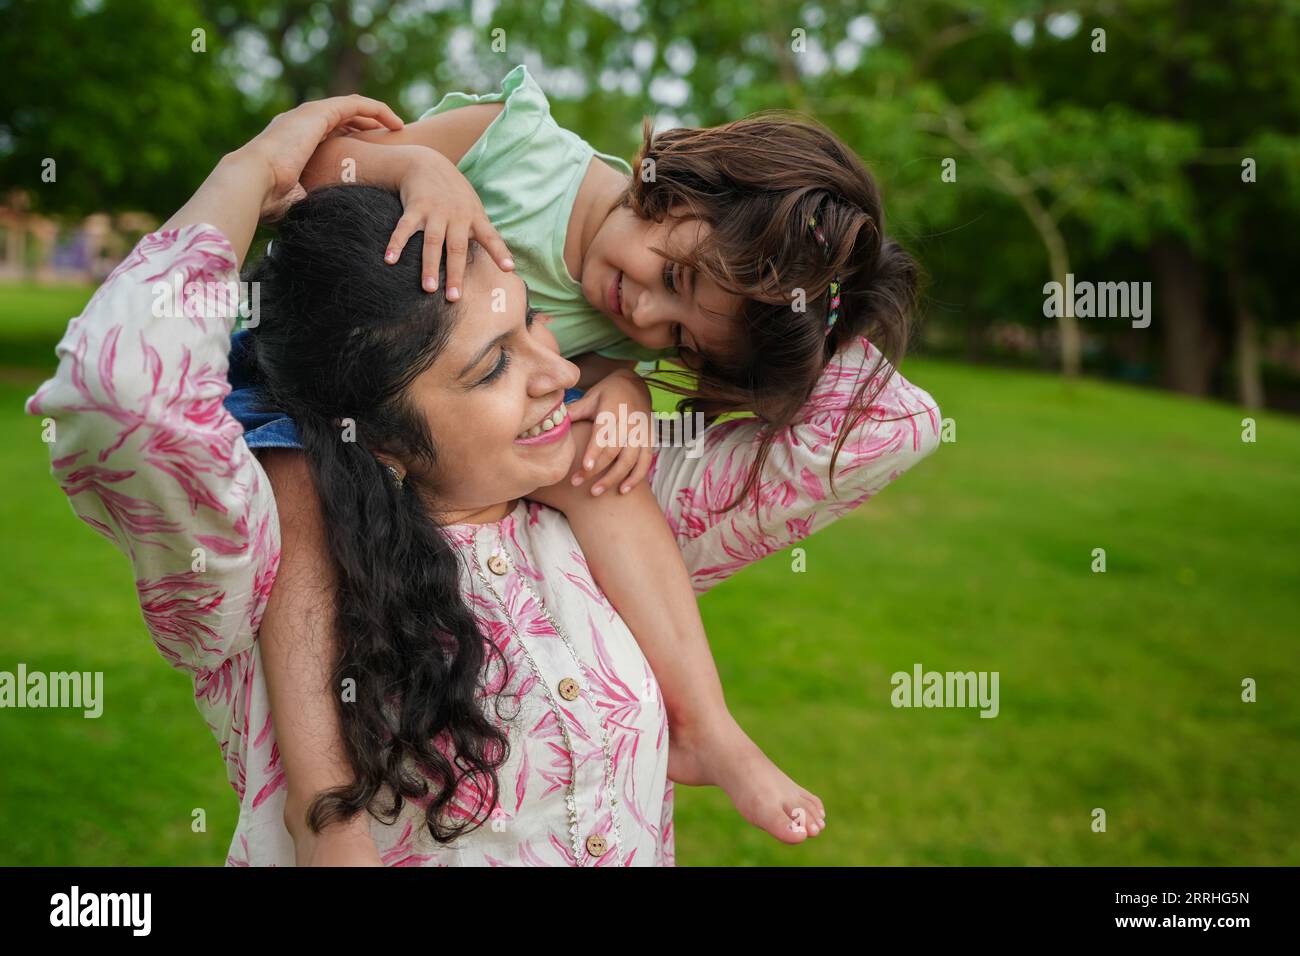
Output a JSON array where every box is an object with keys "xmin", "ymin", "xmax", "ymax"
[
  {"xmin": 486, "ymin": 554, "xmax": 509, "ymax": 575},
  {"xmin": 558, "ymin": 677, "xmax": 580, "ymax": 701},
  {"xmin": 585, "ymin": 833, "xmax": 608, "ymax": 857}
]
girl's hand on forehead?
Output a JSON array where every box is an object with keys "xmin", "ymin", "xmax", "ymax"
[
  {"xmin": 564, "ymin": 369, "xmax": 655, "ymax": 496},
  {"xmin": 383, "ymin": 145, "xmax": 515, "ymax": 300}
]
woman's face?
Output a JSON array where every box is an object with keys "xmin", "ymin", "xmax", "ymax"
[{"xmin": 402, "ymin": 252, "xmax": 580, "ymax": 523}]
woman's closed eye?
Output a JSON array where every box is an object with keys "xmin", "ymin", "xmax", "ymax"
[{"xmin": 476, "ymin": 308, "xmax": 539, "ymax": 387}]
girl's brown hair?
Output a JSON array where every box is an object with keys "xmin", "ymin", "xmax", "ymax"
[{"xmin": 628, "ymin": 112, "xmax": 920, "ymax": 511}]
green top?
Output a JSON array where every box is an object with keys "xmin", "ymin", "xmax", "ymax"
[{"xmin": 421, "ymin": 65, "xmax": 666, "ymax": 363}]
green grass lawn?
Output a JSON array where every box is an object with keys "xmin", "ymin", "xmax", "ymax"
[{"xmin": 2, "ymin": 284, "xmax": 1297, "ymax": 865}]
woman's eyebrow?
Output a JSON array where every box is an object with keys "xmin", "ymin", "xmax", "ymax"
[
  {"xmin": 458, "ymin": 331, "xmax": 509, "ymax": 380},
  {"xmin": 456, "ymin": 280, "xmax": 532, "ymax": 380}
]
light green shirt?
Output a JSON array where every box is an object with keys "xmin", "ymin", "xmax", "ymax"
[{"xmin": 421, "ymin": 65, "xmax": 666, "ymax": 363}]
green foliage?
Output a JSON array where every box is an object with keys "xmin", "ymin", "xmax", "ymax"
[{"xmin": 0, "ymin": 0, "xmax": 253, "ymax": 216}]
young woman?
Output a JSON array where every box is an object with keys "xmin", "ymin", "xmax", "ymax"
[{"xmin": 29, "ymin": 97, "xmax": 941, "ymax": 866}]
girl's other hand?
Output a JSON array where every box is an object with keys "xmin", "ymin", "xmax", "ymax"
[
  {"xmin": 233, "ymin": 95, "xmax": 406, "ymax": 222},
  {"xmin": 565, "ymin": 369, "xmax": 655, "ymax": 496},
  {"xmin": 382, "ymin": 146, "xmax": 515, "ymax": 299}
]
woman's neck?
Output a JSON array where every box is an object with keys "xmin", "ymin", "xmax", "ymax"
[{"xmin": 431, "ymin": 498, "xmax": 519, "ymax": 528}]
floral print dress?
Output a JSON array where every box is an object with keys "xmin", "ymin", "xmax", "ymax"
[{"xmin": 27, "ymin": 225, "xmax": 941, "ymax": 866}]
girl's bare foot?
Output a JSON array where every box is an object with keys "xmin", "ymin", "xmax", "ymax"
[{"xmin": 668, "ymin": 714, "xmax": 827, "ymax": 844}]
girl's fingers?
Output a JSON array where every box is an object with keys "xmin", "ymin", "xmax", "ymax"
[
  {"xmin": 573, "ymin": 436, "xmax": 618, "ymax": 487},
  {"xmin": 443, "ymin": 221, "xmax": 471, "ymax": 301},
  {"xmin": 326, "ymin": 94, "xmax": 405, "ymax": 133},
  {"xmin": 475, "ymin": 217, "xmax": 515, "ymax": 271},
  {"xmin": 421, "ymin": 219, "xmax": 448, "ymax": 292},
  {"xmin": 341, "ymin": 116, "xmax": 386, "ymax": 132},
  {"xmin": 593, "ymin": 447, "xmax": 637, "ymax": 497},
  {"xmin": 564, "ymin": 393, "xmax": 597, "ymax": 423},
  {"xmin": 620, "ymin": 448, "xmax": 653, "ymax": 494},
  {"xmin": 385, "ymin": 214, "xmax": 421, "ymax": 265}
]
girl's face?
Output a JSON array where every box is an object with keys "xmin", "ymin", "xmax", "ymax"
[
  {"xmin": 402, "ymin": 253, "xmax": 581, "ymax": 523},
  {"xmin": 581, "ymin": 207, "xmax": 742, "ymax": 364}
]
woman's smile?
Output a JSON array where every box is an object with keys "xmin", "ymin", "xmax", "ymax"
[{"xmin": 514, "ymin": 399, "xmax": 570, "ymax": 445}]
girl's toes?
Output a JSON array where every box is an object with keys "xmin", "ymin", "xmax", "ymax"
[
  {"xmin": 795, "ymin": 791, "xmax": 825, "ymax": 824},
  {"xmin": 788, "ymin": 803, "xmax": 819, "ymax": 838},
  {"xmin": 804, "ymin": 808, "xmax": 823, "ymax": 836},
  {"xmin": 778, "ymin": 806, "xmax": 810, "ymax": 843}
]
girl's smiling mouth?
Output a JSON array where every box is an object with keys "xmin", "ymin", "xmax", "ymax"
[
  {"xmin": 607, "ymin": 270, "xmax": 624, "ymax": 317},
  {"xmin": 514, "ymin": 400, "xmax": 570, "ymax": 445}
]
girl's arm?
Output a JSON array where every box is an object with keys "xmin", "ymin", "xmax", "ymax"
[
  {"xmin": 648, "ymin": 337, "xmax": 943, "ymax": 592},
  {"xmin": 300, "ymin": 103, "xmax": 504, "ymax": 189}
]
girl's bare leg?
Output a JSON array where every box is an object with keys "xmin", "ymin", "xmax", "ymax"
[{"xmin": 531, "ymin": 423, "xmax": 827, "ymax": 843}]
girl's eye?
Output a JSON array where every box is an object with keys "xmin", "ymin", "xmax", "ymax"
[
  {"xmin": 662, "ymin": 261, "xmax": 677, "ymax": 293},
  {"xmin": 525, "ymin": 306, "xmax": 538, "ymax": 329},
  {"xmin": 479, "ymin": 350, "xmax": 511, "ymax": 386}
]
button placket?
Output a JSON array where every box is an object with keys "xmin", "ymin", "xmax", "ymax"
[
  {"xmin": 469, "ymin": 530, "xmax": 623, "ymax": 865},
  {"xmin": 502, "ymin": 551, "xmax": 626, "ymax": 867}
]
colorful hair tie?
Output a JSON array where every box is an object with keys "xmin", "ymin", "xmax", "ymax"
[{"xmin": 807, "ymin": 215, "xmax": 841, "ymax": 335}]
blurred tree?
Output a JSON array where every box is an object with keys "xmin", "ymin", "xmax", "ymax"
[{"xmin": 0, "ymin": 0, "xmax": 254, "ymax": 216}]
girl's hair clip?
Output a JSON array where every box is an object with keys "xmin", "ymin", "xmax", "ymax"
[{"xmin": 807, "ymin": 215, "xmax": 841, "ymax": 335}]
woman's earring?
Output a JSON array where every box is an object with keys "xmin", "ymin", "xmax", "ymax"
[{"xmin": 386, "ymin": 464, "xmax": 405, "ymax": 489}]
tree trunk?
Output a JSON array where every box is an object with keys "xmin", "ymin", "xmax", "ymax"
[
  {"xmin": 1044, "ymin": 235, "xmax": 1082, "ymax": 378},
  {"xmin": 1227, "ymin": 261, "xmax": 1265, "ymax": 409},
  {"xmin": 328, "ymin": 42, "xmax": 366, "ymax": 96},
  {"xmin": 328, "ymin": 0, "xmax": 367, "ymax": 96},
  {"xmin": 1149, "ymin": 239, "xmax": 1216, "ymax": 395}
]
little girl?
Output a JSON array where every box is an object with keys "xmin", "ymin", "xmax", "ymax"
[{"xmin": 231, "ymin": 65, "xmax": 923, "ymax": 862}]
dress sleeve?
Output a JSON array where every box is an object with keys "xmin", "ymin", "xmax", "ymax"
[
  {"xmin": 25, "ymin": 225, "xmax": 280, "ymax": 676},
  {"xmin": 647, "ymin": 335, "xmax": 941, "ymax": 594},
  {"xmin": 421, "ymin": 63, "xmax": 549, "ymax": 169}
]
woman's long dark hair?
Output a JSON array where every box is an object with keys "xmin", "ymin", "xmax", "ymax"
[{"xmin": 243, "ymin": 185, "xmax": 513, "ymax": 844}]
